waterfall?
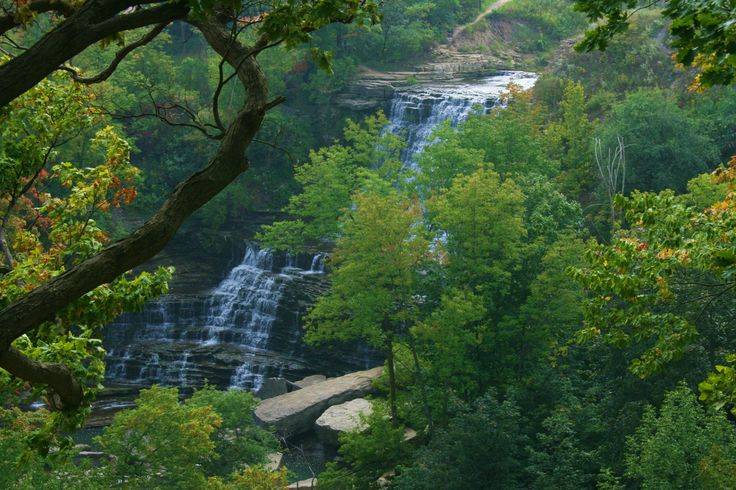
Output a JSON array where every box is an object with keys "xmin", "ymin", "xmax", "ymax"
[
  {"xmin": 103, "ymin": 71, "xmax": 537, "ymax": 393},
  {"xmin": 387, "ymin": 71, "xmax": 537, "ymax": 169},
  {"xmin": 104, "ymin": 244, "xmax": 333, "ymax": 391}
]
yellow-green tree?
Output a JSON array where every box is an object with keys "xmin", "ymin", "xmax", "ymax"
[{"xmin": 306, "ymin": 190, "xmax": 429, "ymax": 420}]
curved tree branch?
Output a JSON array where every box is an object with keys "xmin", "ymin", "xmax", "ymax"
[
  {"xmin": 0, "ymin": 346, "xmax": 83, "ymax": 410},
  {"xmin": 0, "ymin": 0, "xmax": 188, "ymax": 108},
  {"xmin": 64, "ymin": 22, "xmax": 167, "ymax": 84}
]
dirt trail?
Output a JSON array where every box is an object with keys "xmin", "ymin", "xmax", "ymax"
[{"xmin": 451, "ymin": 0, "xmax": 514, "ymax": 41}]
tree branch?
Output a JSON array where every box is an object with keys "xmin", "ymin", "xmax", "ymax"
[
  {"xmin": 0, "ymin": 0, "xmax": 76, "ymax": 37},
  {"xmin": 0, "ymin": 18, "xmax": 270, "ymax": 410},
  {"xmin": 64, "ymin": 22, "xmax": 167, "ymax": 84},
  {"xmin": 0, "ymin": 0, "xmax": 187, "ymax": 108},
  {"xmin": 0, "ymin": 346, "xmax": 83, "ymax": 410}
]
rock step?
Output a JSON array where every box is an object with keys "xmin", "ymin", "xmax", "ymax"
[
  {"xmin": 254, "ymin": 367, "xmax": 383, "ymax": 437},
  {"xmin": 314, "ymin": 398, "xmax": 373, "ymax": 447}
]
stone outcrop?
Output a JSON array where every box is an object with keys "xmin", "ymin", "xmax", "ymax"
[
  {"xmin": 265, "ymin": 452, "xmax": 283, "ymax": 471},
  {"xmin": 314, "ymin": 398, "xmax": 373, "ymax": 446},
  {"xmin": 287, "ymin": 477, "xmax": 318, "ymax": 489},
  {"xmin": 254, "ymin": 367, "xmax": 382, "ymax": 437},
  {"xmin": 294, "ymin": 374, "xmax": 327, "ymax": 388}
]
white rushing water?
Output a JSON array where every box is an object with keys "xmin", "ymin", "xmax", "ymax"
[
  {"xmin": 387, "ymin": 71, "xmax": 537, "ymax": 168},
  {"xmin": 105, "ymin": 244, "xmax": 328, "ymax": 391}
]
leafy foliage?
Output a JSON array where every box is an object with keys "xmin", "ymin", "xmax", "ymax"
[
  {"xmin": 573, "ymin": 0, "xmax": 736, "ymax": 88},
  {"xmin": 319, "ymin": 403, "xmax": 412, "ymax": 489},
  {"xmin": 625, "ymin": 383, "xmax": 736, "ymax": 489},
  {"xmin": 393, "ymin": 391, "xmax": 527, "ymax": 490}
]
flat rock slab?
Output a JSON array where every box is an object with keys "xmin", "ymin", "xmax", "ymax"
[
  {"xmin": 314, "ymin": 398, "xmax": 373, "ymax": 447},
  {"xmin": 255, "ymin": 367, "xmax": 382, "ymax": 437},
  {"xmin": 287, "ymin": 477, "xmax": 317, "ymax": 489}
]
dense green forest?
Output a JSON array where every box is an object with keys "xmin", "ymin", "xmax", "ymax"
[{"xmin": 2, "ymin": 0, "xmax": 736, "ymax": 488}]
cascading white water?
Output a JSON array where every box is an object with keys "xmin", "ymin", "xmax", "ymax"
[
  {"xmin": 204, "ymin": 246, "xmax": 280, "ymax": 347},
  {"xmin": 387, "ymin": 71, "xmax": 537, "ymax": 168},
  {"xmin": 104, "ymin": 244, "xmax": 331, "ymax": 391}
]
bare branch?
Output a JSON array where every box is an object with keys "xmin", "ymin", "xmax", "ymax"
[
  {"xmin": 0, "ymin": 1, "xmax": 188, "ymax": 108},
  {"xmin": 64, "ymin": 22, "xmax": 167, "ymax": 84}
]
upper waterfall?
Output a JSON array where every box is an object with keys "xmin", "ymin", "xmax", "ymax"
[{"xmin": 386, "ymin": 71, "xmax": 537, "ymax": 168}]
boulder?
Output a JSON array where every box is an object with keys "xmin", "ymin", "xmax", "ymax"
[
  {"xmin": 265, "ymin": 452, "xmax": 283, "ymax": 471},
  {"xmin": 403, "ymin": 428, "xmax": 419, "ymax": 445},
  {"xmin": 287, "ymin": 477, "xmax": 318, "ymax": 489},
  {"xmin": 254, "ymin": 367, "xmax": 382, "ymax": 437},
  {"xmin": 256, "ymin": 377, "xmax": 290, "ymax": 399},
  {"xmin": 294, "ymin": 374, "xmax": 327, "ymax": 388},
  {"xmin": 314, "ymin": 398, "xmax": 373, "ymax": 446}
]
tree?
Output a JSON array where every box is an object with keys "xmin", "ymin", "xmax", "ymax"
[
  {"xmin": 572, "ymin": 160, "xmax": 736, "ymax": 380},
  {"xmin": 544, "ymin": 80, "xmax": 596, "ymax": 198},
  {"xmin": 0, "ymin": 0, "xmax": 379, "ymax": 419},
  {"xmin": 187, "ymin": 385, "xmax": 279, "ymax": 477},
  {"xmin": 625, "ymin": 383, "xmax": 736, "ymax": 489},
  {"xmin": 573, "ymin": 0, "xmax": 736, "ymax": 88},
  {"xmin": 594, "ymin": 89, "xmax": 718, "ymax": 193},
  {"xmin": 0, "ymin": 72, "xmax": 173, "ymax": 444},
  {"xmin": 393, "ymin": 391, "xmax": 527, "ymax": 490},
  {"xmin": 305, "ymin": 190, "xmax": 429, "ymax": 420},
  {"xmin": 428, "ymin": 166, "xmax": 526, "ymax": 316},
  {"xmin": 257, "ymin": 112, "xmax": 403, "ymax": 251},
  {"xmin": 98, "ymin": 385, "xmax": 223, "ymax": 488}
]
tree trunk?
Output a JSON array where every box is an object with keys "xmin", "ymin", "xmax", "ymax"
[
  {"xmin": 386, "ymin": 338, "xmax": 398, "ymax": 423},
  {"xmin": 409, "ymin": 337, "xmax": 433, "ymax": 436},
  {"xmin": 0, "ymin": 226, "xmax": 14, "ymax": 270}
]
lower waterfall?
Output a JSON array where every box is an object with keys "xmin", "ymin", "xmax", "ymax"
[{"xmin": 104, "ymin": 244, "xmax": 338, "ymax": 391}]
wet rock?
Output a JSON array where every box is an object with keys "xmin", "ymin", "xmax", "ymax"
[
  {"xmin": 257, "ymin": 378, "xmax": 290, "ymax": 400},
  {"xmin": 314, "ymin": 398, "xmax": 373, "ymax": 447},
  {"xmin": 254, "ymin": 367, "xmax": 383, "ymax": 437}
]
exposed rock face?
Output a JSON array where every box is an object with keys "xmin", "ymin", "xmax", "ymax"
[
  {"xmin": 104, "ymin": 236, "xmax": 380, "ymax": 390},
  {"xmin": 334, "ymin": 56, "xmax": 511, "ymax": 113},
  {"xmin": 256, "ymin": 377, "xmax": 290, "ymax": 400},
  {"xmin": 314, "ymin": 398, "xmax": 373, "ymax": 447},
  {"xmin": 254, "ymin": 367, "xmax": 382, "ymax": 437}
]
